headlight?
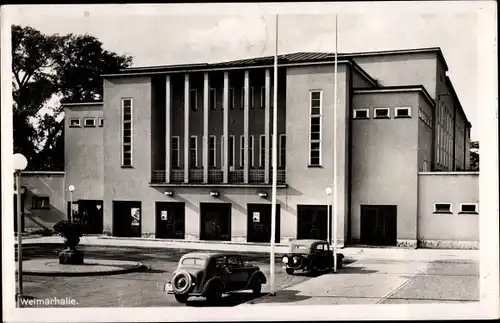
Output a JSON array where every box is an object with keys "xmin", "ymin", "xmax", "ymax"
[{"xmin": 282, "ymin": 256, "xmax": 288, "ymax": 263}]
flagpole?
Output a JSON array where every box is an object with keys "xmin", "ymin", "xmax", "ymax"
[
  {"xmin": 270, "ymin": 14, "xmax": 279, "ymax": 296},
  {"xmin": 333, "ymin": 14, "xmax": 339, "ymax": 273}
]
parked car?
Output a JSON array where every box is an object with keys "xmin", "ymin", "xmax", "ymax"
[
  {"xmin": 281, "ymin": 239, "xmax": 344, "ymax": 275},
  {"xmin": 164, "ymin": 252, "xmax": 267, "ymax": 304}
]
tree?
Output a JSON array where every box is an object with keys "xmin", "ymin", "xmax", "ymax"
[
  {"xmin": 12, "ymin": 25, "xmax": 133, "ymax": 170},
  {"xmin": 470, "ymin": 141, "xmax": 479, "ymax": 171}
]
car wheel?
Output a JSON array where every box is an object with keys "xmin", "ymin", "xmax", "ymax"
[
  {"xmin": 174, "ymin": 294, "xmax": 189, "ymax": 304},
  {"xmin": 252, "ymin": 280, "xmax": 262, "ymax": 296},
  {"xmin": 285, "ymin": 268, "xmax": 294, "ymax": 275}
]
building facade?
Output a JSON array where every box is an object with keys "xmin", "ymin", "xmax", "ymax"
[{"xmin": 57, "ymin": 47, "xmax": 478, "ymax": 248}]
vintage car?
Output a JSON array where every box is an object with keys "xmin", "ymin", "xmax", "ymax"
[
  {"xmin": 164, "ymin": 252, "xmax": 267, "ymax": 304},
  {"xmin": 282, "ymin": 239, "xmax": 344, "ymax": 275}
]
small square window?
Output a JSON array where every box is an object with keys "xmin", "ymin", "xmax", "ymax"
[
  {"xmin": 32, "ymin": 196, "xmax": 50, "ymax": 209},
  {"xmin": 459, "ymin": 203, "xmax": 478, "ymax": 214},
  {"xmin": 98, "ymin": 117, "xmax": 104, "ymax": 127},
  {"xmin": 354, "ymin": 109, "xmax": 369, "ymax": 119},
  {"xmin": 84, "ymin": 117, "xmax": 96, "ymax": 127},
  {"xmin": 69, "ymin": 118, "xmax": 81, "ymax": 127},
  {"xmin": 395, "ymin": 107, "xmax": 411, "ymax": 118},
  {"xmin": 434, "ymin": 203, "xmax": 452, "ymax": 214},
  {"xmin": 374, "ymin": 108, "xmax": 390, "ymax": 119}
]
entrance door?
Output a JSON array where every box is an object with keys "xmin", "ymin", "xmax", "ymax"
[
  {"xmin": 297, "ymin": 205, "xmax": 331, "ymax": 240},
  {"xmin": 247, "ymin": 204, "xmax": 280, "ymax": 243},
  {"xmin": 156, "ymin": 202, "xmax": 185, "ymax": 239},
  {"xmin": 360, "ymin": 205, "xmax": 397, "ymax": 246},
  {"xmin": 200, "ymin": 203, "xmax": 231, "ymax": 241},
  {"xmin": 112, "ymin": 201, "xmax": 142, "ymax": 237},
  {"xmin": 78, "ymin": 200, "xmax": 104, "ymax": 234}
]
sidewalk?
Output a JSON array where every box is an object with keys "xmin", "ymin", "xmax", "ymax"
[{"xmin": 19, "ymin": 235, "xmax": 479, "ymax": 262}]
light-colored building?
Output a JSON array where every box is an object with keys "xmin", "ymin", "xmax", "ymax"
[{"xmin": 19, "ymin": 47, "xmax": 479, "ymax": 249}]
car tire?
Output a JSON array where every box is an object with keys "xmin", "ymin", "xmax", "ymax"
[
  {"xmin": 285, "ymin": 268, "xmax": 294, "ymax": 275},
  {"xmin": 174, "ymin": 294, "xmax": 189, "ymax": 304},
  {"xmin": 252, "ymin": 280, "xmax": 262, "ymax": 296}
]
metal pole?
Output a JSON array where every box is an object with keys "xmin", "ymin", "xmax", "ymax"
[
  {"xmin": 70, "ymin": 191, "xmax": 73, "ymax": 222},
  {"xmin": 269, "ymin": 14, "xmax": 279, "ymax": 296},
  {"xmin": 333, "ymin": 14, "xmax": 339, "ymax": 273},
  {"xmin": 326, "ymin": 192, "xmax": 331, "ymax": 245},
  {"xmin": 16, "ymin": 172, "xmax": 23, "ymax": 306}
]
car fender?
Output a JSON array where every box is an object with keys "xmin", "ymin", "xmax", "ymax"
[
  {"xmin": 201, "ymin": 276, "xmax": 225, "ymax": 296},
  {"xmin": 244, "ymin": 270, "xmax": 267, "ymax": 289}
]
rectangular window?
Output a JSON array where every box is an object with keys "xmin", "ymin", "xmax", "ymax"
[
  {"xmin": 209, "ymin": 88, "xmax": 216, "ymax": 110},
  {"xmin": 249, "ymin": 135, "xmax": 254, "ymax": 168},
  {"xmin": 259, "ymin": 135, "xmax": 266, "ymax": 168},
  {"xmin": 395, "ymin": 107, "xmax": 411, "ymax": 118},
  {"xmin": 190, "ymin": 136, "xmax": 198, "ymax": 168},
  {"xmin": 354, "ymin": 109, "xmax": 369, "ymax": 119},
  {"xmin": 32, "ymin": 196, "xmax": 50, "ymax": 209},
  {"xmin": 459, "ymin": 203, "xmax": 478, "ymax": 214},
  {"xmin": 374, "ymin": 108, "xmax": 390, "ymax": 119},
  {"xmin": 434, "ymin": 203, "xmax": 452, "ymax": 214},
  {"xmin": 279, "ymin": 134, "xmax": 286, "ymax": 168},
  {"xmin": 240, "ymin": 87, "xmax": 245, "ymax": 109},
  {"xmin": 171, "ymin": 136, "xmax": 180, "ymax": 168},
  {"xmin": 98, "ymin": 117, "xmax": 104, "ymax": 127},
  {"xmin": 229, "ymin": 135, "xmax": 235, "ymax": 168},
  {"xmin": 309, "ymin": 91, "xmax": 322, "ymax": 166},
  {"xmin": 84, "ymin": 117, "xmax": 96, "ymax": 127},
  {"xmin": 240, "ymin": 135, "xmax": 245, "ymax": 168},
  {"xmin": 209, "ymin": 135, "xmax": 216, "ymax": 168},
  {"xmin": 190, "ymin": 89, "xmax": 198, "ymax": 111},
  {"xmin": 260, "ymin": 86, "xmax": 266, "ymax": 109},
  {"xmin": 69, "ymin": 118, "xmax": 81, "ymax": 127},
  {"xmin": 229, "ymin": 88, "xmax": 235, "ymax": 110},
  {"xmin": 250, "ymin": 87, "xmax": 255, "ymax": 109},
  {"xmin": 122, "ymin": 98, "xmax": 133, "ymax": 167}
]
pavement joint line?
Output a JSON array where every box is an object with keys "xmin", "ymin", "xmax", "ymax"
[{"xmin": 375, "ymin": 262, "xmax": 432, "ymax": 304}]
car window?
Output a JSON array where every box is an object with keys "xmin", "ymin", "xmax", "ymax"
[
  {"xmin": 316, "ymin": 244, "xmax": 324, "ymax": 251},
  {"xmin": 181, "ymin": 257, "xmax": 204, "ymax": 266},
  {"xmin": 227, "ymin": 256, "xmax": 242, "ymax": 268},
  {"xmin": 323, "ymin": 244, "xmax": 330, "ymax": 251},
  {"xmin": 215, "ymin": 257, "xmax": 226, "ymax": 267}
]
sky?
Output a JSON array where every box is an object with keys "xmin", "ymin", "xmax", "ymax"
[{"xmin": 5, "ymin": 2, "xmax": 491, "ymax": 140}]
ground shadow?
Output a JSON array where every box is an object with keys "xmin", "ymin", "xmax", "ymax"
[
  {"xmin": 184, "ymin": 292, "xmax": 269, "ymax": 307},
  {"xmin": 331, "ymin": 266, "xmax": 378, "ymax": 274},
  {"xmin": 249, "ymin": 289, "xmax": 311, "ymax": 304}
]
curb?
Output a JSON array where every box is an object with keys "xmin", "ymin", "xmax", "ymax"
[{"xmin": 17, "ymin": 262, "xmax": 146, "ymax": 277}]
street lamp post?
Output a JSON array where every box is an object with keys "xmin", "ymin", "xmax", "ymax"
[
  {"xmin": 68, "ymin": 185, "xmax": 75, "ymax": 222},
  {"xmin": 325, "ymin": 187, "xmax": 332, "ymax": 246},
  {"xmin": 13, "ymin": 153, "xmax": 28, "ymax": 306}
]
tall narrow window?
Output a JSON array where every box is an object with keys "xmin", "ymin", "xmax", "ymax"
[
  {"xmin": 229, "ymin": 135, "xmax": 235, "ymax": 168},
  {"xmin": 259, "ymin": 135, "xmax": 266, "ymax": 168},
  {"xmin": 209, "ymin": 135, "xmax": 216, "ymax": 168},
  {"xmin": 279, "ymin": 134, "xmax": 286, "ymax": 168},
  {"xmin": 250, "ymin": 86, "xmax": 255, "ymax": 109},
  {"xmin": 190, "ymin": 136, "xmax": 198, "ymax": 168},
  {"xmin": 240, "ymin": 87, "xmax": 245, "ymax": 109},
  {"xmin": 229, "ymin": 88, "xmax": 235, "ymax": 110},
  {"xmin": 249, "ymin": 135, "xmax": 254, "ymax": 168},
  {"xmin": 122, "ymin": 98, "xmax": 133, "ymax": 167},
  {"xmin": 240, "ymin": 135, "xmax": 245, "ymax": 168},
  {"xmin": 260, "ymin": 86, "xmax": 265, "ymax": 109},
  {"xmin": 209, "ymin": 88, "xmax": 216, "ymax": 110},
  {"xmin": 171, "ymin": 136, "xmax": 180, "ymax": 168},
  {"xmin": 190, "ymin": 89, "xmax": 197, "ymax": 111},
  {"xmin": 309, "ymin": 91, "xmax": 322, "ymax": 166}
]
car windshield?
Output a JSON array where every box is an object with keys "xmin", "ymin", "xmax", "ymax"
[
  {"xmin": 180, "ymin": 257, "xmax": 205, "ymax": 267},
  {"xmin": 290, "ymin": 244, "xmax": 310, "ymax": 251}
]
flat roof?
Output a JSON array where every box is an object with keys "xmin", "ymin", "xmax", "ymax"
[{"xmin": 353, "ymin": 85, "xmax": 436, "ymax": 108}]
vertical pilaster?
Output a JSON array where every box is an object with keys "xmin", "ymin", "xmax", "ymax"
[
  {"xmin": 244, "ymin": 70, "xmax": 250, "ymax": 183},
  {"xmin": 264, "ymin": 69, "xmax": 271, "ymax": 184},
  {"xmin": 203, "ymin": 73, "xmax": 209, "ymax": 183},
  {"xmin": 165, "ymin": 75, "xmax": 171, "ymax": 183},
  {"xmin": 223, "ymin": 72, "xmax": 229, "ymax": 183},
  {"xmin": 184, "ymin": 74, "xmax": 190, "ymax": 183}
]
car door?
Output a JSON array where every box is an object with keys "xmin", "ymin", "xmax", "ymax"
[
  {"xmin": 314, "ymin": 243, "xmax": 326, "ymax": 269},
  {"xmin": 226, "ymin": 256, "xmax": 249, "ymax": 291},
  {"xmin": 323, "ymin": 243, "xmax": 334, "ymax": 269}
]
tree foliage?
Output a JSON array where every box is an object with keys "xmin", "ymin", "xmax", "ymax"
[
  {"xmin": 470, "ymin": 141, "xmax": 479, "ymax": 171},
  {"xmin": 12, "ymin": 25, "xmax": 133, "ymax": 170}
]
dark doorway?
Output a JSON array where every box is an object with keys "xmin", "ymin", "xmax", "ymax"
[
  {"xmin": 297, "ymin": 205, "xmax": 331, "ymax": 240},
  {"xmin": 13, "ymin": 194, "xmax": 25, "ymax": 233},
  {"xmin": 156, "ymin": 202, "xmax": 185, "ymax": 239},
  {"xmin": 247, "ymin": 203, "xmax": 280, "ymax": 243},
  {"xmin": 112, "ymin": 201, "xmax": 142, "ymax": 237},
  {"xmin": 360, "ymin": 205, "xmax": 397, "ymax": 246},
  {"xmin": 78, "ymin": 200, "xmax": 104, "ymax": 234},
  {"xmin": 200, "ymin": 203, "xmax": 231, "ymax": 241}
]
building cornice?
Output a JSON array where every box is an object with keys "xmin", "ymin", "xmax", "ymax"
[
  {"xmin": 418, "ymin": 171, "xmax": 479, "ymax": 176},
  {"xmin": 21, "ymin": 171, "xmax": 65, "ymax": 176},
  {"xmin": 353, "ymin": 85, "xmax": 435, "ymax": 107},
  {"xmin": 62, "ymin": 102, "xmax": 103, "ymax": 106}
]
